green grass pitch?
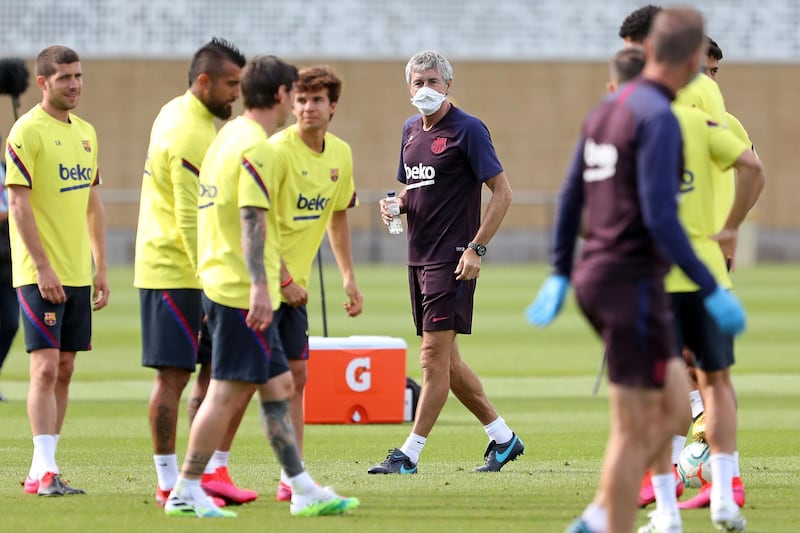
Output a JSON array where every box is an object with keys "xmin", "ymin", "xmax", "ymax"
[{"xmin": 0, "ymin": 263, "xmax": 798, "ymax": 532}]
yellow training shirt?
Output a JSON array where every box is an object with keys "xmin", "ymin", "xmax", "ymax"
[
  {"xmin": 197, "ymin": 116, "xmax": 281, "ymax": 310},
  {"xmin": 134, "ymin": 91, "xmax": 216, "ymax": 289},
  {"xmin": 269, "ymin": 125, "xmax": 358, "ymax": 292},
  {"xmin": 4, "ymin": 105, "xmax": 100, "ymax": 287},
  {"xmin": 677, "ymin": 73, "xmax": 735, "ymax": 232},
  {"xmin": 665, "ymin": 104, "xmax": 748, "ymax": 292}
]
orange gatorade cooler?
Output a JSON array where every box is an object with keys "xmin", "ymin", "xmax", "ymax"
[{"xmin": 304, "ymin": 336, "xmax": 407, "ymax": 424}]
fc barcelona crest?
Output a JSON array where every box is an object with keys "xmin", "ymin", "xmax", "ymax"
[
  {"xmin": 44, "ymin": 312, "xmax": 57, "ymax": 326},
  {"xmin": 431, "ymin": 137, "xmax": 447, "ymax": 154},
  {"xmin": 82, "ymin": 140, "xmax": 92, "ymax": 152},
  {"xmin": 330, "ymin": 168, "xmax": 339, "ymax": 182}
]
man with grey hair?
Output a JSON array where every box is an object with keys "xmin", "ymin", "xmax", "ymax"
[{"xmin": 369, "ymin": 50, "xmax": 521, "ymax": 475}]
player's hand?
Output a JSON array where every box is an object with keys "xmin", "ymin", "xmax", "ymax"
[
  {"xmin": 525, "ymin": 274, "xmax": 569, "ymax": 327},
  {"xmin": 247, "ymin": 283, "xmax": 273, "ymax": 331},
  {"xmin": 378, "ymin": 196, "xmax": 403, "ymax": 226},
  {"xmin": 343, "ymin": 281, "xmax": 363, "ymax": 317},
  {"xmin": 455, "ymin": 249, "xmax": 481, "ymax": 281},
  {"xmin": 703, "ymin": 286, "xmax": 746, "ymax": 336},
  {"xmin": 281, "ymin": 280, "xmax": 308, "ymax": 307},
  {"xmin": 36, "ymin": 264, "xmax": 66, "ymax": 304},
  {"xmin": 92, "ymin": 269, "xmax": 110, "ymax": 310},
  {"xmin": 711, "ymin": 228, "xmax": 738, "ymax": 272}
]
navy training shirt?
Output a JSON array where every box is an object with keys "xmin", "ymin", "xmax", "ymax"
[
  {"xmin": 396, "ymin": 106, "xmax": 503, "ymax": 266},
  {"xmin": 551, "ymin": 77, "xmax": 717, "ymax": 296}
]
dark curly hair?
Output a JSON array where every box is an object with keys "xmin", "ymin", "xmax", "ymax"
[{"xmin": 618, "ymin": 5, "xmax": 663, "ymax": 43}]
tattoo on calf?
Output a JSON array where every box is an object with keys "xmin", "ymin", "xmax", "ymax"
[{"xmin": 260, "ymin": 400, "xmax": 304, "ymax": 477}]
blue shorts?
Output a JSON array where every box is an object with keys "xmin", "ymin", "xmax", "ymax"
[
  {"xmin": 17, "ymin": 285, "xmax": 92, "ymax": 353},
  {"xmin": 575, "ymin": 276, "xmax": 677, "ymax": 388},
  {"xmin": 197, "ymin": 320, "xmax": 212, "ymax": 366},
  {"xmin": 273, "ymin": 303, "xmax": 309, "ymax": 361},
  {"xmin": 408, "ymin": 263, "xmax": 476, "ymax": 336},
  {"xmin": 671, "ymin": 291, "xmax": 734, "ymax": 372},
  {"xmin": 139, "ymin": 289, "xmax": 202, "ymax": 371},
  {"xmin": 202, "ymin": 293, "xmax": 289, "ymax": 384}
]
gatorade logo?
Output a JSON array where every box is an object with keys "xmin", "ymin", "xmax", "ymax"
[
  {"xmin": 345, "ymin": 357, "xmax": 371, "ymax": 392},
  {"xmin": 58, "ymin": 163, "xmax": 93, "ymax": 181}
]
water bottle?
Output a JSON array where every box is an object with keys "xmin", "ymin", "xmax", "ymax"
[{"xmin": 386, "ymin": 190, "xmax": 403, "ymax": 235}]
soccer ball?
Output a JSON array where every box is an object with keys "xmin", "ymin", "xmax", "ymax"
[{"xmin": 677, "ymin": 441, "xmax": 713, "ymax": 488}]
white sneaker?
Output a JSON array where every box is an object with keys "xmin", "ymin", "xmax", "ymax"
[
  {"xmin": 711, "ymin": 503, "xmax": 746, "ymax": 532},
  {"xmin": 638, "ymin": 510, "xmax": 682, "ymax": 533},
  {"xmin": 289, "ymin": 485, "xmax": 359, "ymax": 516},
  {"xmin": 164, "ymin": 489, "xmax": 237, "ymax": 518}
]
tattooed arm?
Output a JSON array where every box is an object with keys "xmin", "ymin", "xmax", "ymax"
[{"xmin": 241, "ymin": 206, "xmax": 272, "ymax": 331}]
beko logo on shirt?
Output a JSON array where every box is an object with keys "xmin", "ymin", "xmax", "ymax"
[
  {"xmin": 582, "ymin": 139, "xmax": 617, "ymax": 182},
  {"xmin": 404, "ymin": 163, "xmax": 436, "ymax": 181},
  {"xmin": 58, "ymin": 163, "xmax": 93, "ymax": 181},
  {"xmin": 297, "ymin": 192, "xmax": 330, "ymax": 211}
]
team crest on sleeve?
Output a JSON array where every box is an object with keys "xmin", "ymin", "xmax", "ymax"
[
  {"xmin": 44, "ymin": 312, "xmax": 57, "ymax": 326},
  {"xmin": 81, "ymin": 140, "xmax": 92, "ymax": 152},
  {"xmin": 431, "ymin": 137, "xmax": 447, "ymax": 154},
  {"xmin": 330, "ymin": 168, "xmax": 339, "ymax": 182}
]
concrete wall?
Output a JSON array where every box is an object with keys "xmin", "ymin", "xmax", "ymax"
[{"xmin": 2, "ymin": 59, "xmax": 796, "ymax": 262}]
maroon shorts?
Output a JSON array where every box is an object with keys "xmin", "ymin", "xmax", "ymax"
[
  {"xmin": 574, "ymin": 275, "xmax": 677, "ymax": 388},
  {"xmin": 408, "ymin": 263, "xmax": 475, "ymax": 336}
]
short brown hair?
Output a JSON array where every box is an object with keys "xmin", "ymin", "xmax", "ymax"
[
  {"xmin": 610, "ymin": 46, "xmax": 646, "ymax": 85},
  {"xmin": 296, "ymin": 66, "xmax": 342, "ymax": 104},
  {"xmin": 35, "ymin": 45, "xmax": 80, "ymax": 78},
  {"xmin": 649, "ymin": 7, "xmax": 705, "ymax": 65}
]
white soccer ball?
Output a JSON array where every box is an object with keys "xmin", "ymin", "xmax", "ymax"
[{"xmin": 677, "ymin": 441, "xmax": 713, "ymax": 488}]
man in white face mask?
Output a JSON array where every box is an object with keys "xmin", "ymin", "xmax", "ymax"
[{"xmin": 370, "ymin": 50, "xmax": 520, "ymax": 475}]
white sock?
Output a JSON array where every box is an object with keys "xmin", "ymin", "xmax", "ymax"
[
  {"xmin": 154, "ymin": 454, "xmax": 178, "ymax": 491},
  {"xmin": 671, "ymin": 435, "xmax": 687, "ymax": 465},
  {"xmin": 581, "ymin": 503, "xmax": 606, "ymax": 533},
  {"xmin": 54, "ymin": 434, "xmax": 60, "ymax": 453},
  {"xmin": 710, "ymin": 453, "xmax": 736, "ymax": 509},
  {"xmin": 281, "ymin": 461, "xmax": 304, "ymax": 484},
  {"xmin": 689, "ymin": 390, "xmax": 704, "ymax": 419},
  {"xmin": 211, "ymin": 450, "xmax": 229, "ymax": 470},
  {"xmin": 734, "ymin": 450, "xmax": 741, "ymax": 477},
  {"xmin": 288, "ymin": 471, "xmax": 316, "ymax": 495},
  {"xmin": 399, "ymin": 433, "xmax": 426, "ymax": 464},
  {"xmin": 653, "ymin": 472, "xmax": 679, "ymax": 515},
  {"xmin": 30, "ymin": 435, "xmax": 58, "ymax": 479},
  {"xmin": 483, "ymin": 417, "xmax": 514, "ymax": 445},
  {"xmin": 175, "ymin": 476, "xmax": 216, "ymax": 506}
]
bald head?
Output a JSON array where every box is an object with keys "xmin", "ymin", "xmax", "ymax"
[{"xmin": 649, "ymin": 7, "xmax": 706, "ymax": 64}]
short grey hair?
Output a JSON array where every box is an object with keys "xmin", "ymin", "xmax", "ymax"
[{"xmin": 405, "ymin": 50, "xmax": 453, "ymax": 84}]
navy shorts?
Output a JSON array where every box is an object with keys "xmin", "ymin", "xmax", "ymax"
[
  {"xmin": 139, "ymin": 289, "xmax": 202, "ymax": 371},
  {"xmin": 202, "ymin": 293, "xmax": 289, "ymax": 384},
  {"xmin": 574, "ymin": 276, "xmax": 677, "ymax": 388},
  {"xmin": 408, "ymin": 263, "xmax": 476, "ymax": 336},
  {"xmin": 273, "ymin": 303, "xmax": 309, "ymax": 361},
  {"xmin": 671, "ymin": 291, "xmax": 734, "ymax": 372},
  {"xmin": 197, "ymin": 320, "xmax": 212, "ymax": 366},
  {"xmin": 17, "ymin": 285, "xmax": 92, "ymax": 353}
]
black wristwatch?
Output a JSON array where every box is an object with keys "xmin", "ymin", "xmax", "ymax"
[{"xmin": 467, "ymin": 242, "xmax": 487, "ymax": 256}]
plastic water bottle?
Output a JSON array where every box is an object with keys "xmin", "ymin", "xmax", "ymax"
[{"xmin": 386, "ymin": 190, "xmax": 403, "ymax": 235}]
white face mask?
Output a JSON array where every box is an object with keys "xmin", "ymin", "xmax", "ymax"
[{"xmin": 410, "ymin": 86, "xmax": 447, "ymax": 116}]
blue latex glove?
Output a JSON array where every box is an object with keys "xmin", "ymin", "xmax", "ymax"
[
  {"xmin": 526, "ymin": 274, "xmax": 569, "ymax": 327},
  {"xmin": 703, "ymin": 286, "xmax": 746, "ymax": 336}
]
